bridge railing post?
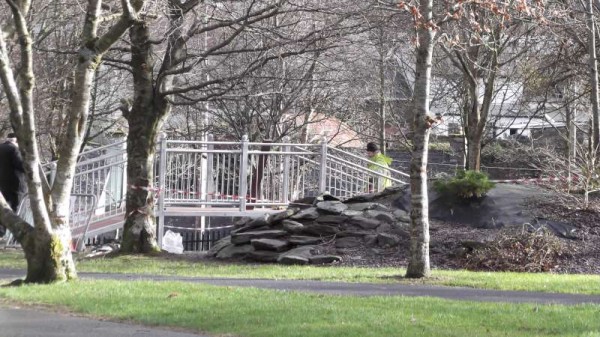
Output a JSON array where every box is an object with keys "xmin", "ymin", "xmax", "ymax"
[
  {"xmin": 319, "ymin": 134, "xmax": 328, "ymax": 193},
  {"xmin": 157, "ymin": 132, "xmax": 167, "ymax": 248},
  {"xmin": 239, "ymin": 135, "xmax": 249, "ymax": 211},
  {"xmin": 206, "ymin": 134, "xmax": 214, "ymax": 203},
  {"xmin": 282, "ymin": 136, "xmax": 291, "ymax": 204}
]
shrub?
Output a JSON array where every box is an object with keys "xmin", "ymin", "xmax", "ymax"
[
  {"xmin": 463, "ymin": 227, "xmax": 566, "ymax": 272},
  {"xmin": 433, "ymin": 170, "xmax": 495, "ymax": 199}
]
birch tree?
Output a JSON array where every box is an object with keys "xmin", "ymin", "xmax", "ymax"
[
  {"xmin": 0, "ymin": 0, "xmax": 140, "ymax": 283},
  {"xmin": 402, "ymin": 0, "xmax": 435, "ymax": 278}
]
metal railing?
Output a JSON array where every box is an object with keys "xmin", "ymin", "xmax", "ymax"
[
  {"xmin": 156, "ymin": 135, "xmax": 408, "ymax": 208},
  {"xmin": 13, "ymin": 135, "xmax": 408, "ymax": 248}
]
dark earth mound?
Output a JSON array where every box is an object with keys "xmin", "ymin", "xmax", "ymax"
[
  {"xmin": 394, "ymin": 183, "xmax": 549, "ymax": 229},
  {"xmin": 324, "ymin": 184, "xmax": 600, "ymax": 274}
]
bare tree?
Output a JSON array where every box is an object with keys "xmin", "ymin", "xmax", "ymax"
[
  {"xmin": 114, "ymin": 0, "xmax": 367, "ymax": 252},
  {"xmin": 438, "ymin": 2, "xmax": 543, "ymax": 171},
  {"xmin": 403, "ymin": 0, "xmax": 436, "ymax": 278},
  {"xmin": 0, "ymin": 0, "xmax": 140, "ymax": 283}
]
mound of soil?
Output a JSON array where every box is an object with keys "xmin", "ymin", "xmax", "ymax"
[{"xmin": 322, "ymin": 184, "xmax": 600, "ymax": 274}]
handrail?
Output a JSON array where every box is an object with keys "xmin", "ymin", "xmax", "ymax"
[
  {"xmin": 328, "ymin": 146, "xmax": 410, "ymax": 178},
  {"xmin": 78, "ymin": 140, "xmax": 126, "ymax": 157},
  {"xmin": 326, "ymin": 153, "xmax": 407, "ymax": 183},
  {"xmin": 247, "ymin": 150, "xmax": 318, "ymax": 155},
  {"xmin": 166, "ymin": 140, "xmax": 240, "ymax": 145},
  {"xmin": 165, "ymin": 149, "xmax": 241, "ymax": 154},
  {"xmin": 73, "ymin": 159, "xmax": 127, "ymax": 177},
  {"xmin": 73, "ymin": 152, "xmax": 127, "ymax": 169}
]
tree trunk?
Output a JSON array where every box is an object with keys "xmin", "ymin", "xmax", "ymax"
[
  {"xmin": 379, "ymin": 43, "xmax": 387, "ymax": 154},
  {"xmin": 0, "ymin": 3, "xmax": 76, "ymax": 283},
  {"xmin": 22, "ymin": 230, "xmax": 76, "ymax": 283},
  {"xmin": 588, "ymin": 0, "xmax": 600, "ymax": 151},
  {"xmin": 466, "ymin": 130, "xmax": 482, "ymax": 171},
  {"xmin": 464, "ymin": 80, "xmax": 482, "ymax": 171},
  {"xmin": 121, "ymin": 118, "xmax": 160, "ymax": 253},
  {"xmin": 405, "ymin": 0, "xmax": 434, "ymax": 279},
  {"xmin": 0, "ymin": 0, "xmax": 139, "ymax": 282},
  {"xmin": 121, "ymin": 21, "xmax": 163, "ymax": 253}
]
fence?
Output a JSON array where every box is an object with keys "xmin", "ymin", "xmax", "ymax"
[
  {"xmin": 178, "ymin": 226, "xmax": 233, "ymax": 251},
  {"xmin": 155, "ymin": 135, "xmax": 409, "ymax": 209}
]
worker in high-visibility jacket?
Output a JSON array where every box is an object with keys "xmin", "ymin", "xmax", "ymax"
[{"xmin": 366, "ymin": 142, "xmax": 392, "ymax": 192}]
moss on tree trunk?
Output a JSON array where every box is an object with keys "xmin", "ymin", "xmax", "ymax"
[{"xmin": 22, "ymin": 232, "xmax": 77, "ymax": 283}]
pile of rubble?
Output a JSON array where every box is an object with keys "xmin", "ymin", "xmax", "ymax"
[{"xmin": 208, "ymin": 190, "xmax": 411, "ymax": 265}]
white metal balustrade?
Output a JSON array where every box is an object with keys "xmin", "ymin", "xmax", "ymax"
[{"xmin": 14, "ymin": 135, "xmax": 408, "ymax": 247}]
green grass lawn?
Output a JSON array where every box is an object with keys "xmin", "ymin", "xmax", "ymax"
[
  {"xmin": 1, "ymin": 249, "xmax": 600, "ymax": 295},
  {"xmin": 0, "ymin": 279, "xmax": 599, "ymax": 337}
]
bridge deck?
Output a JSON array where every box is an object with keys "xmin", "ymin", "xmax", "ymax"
[{"xmin": 73, "ymin": 206, "xmax": 282, "ymax": 238}]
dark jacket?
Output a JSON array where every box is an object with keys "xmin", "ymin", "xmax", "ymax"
[{"xmin": 0, "ymin": 141, "xmax": 27, "ymax": 211}]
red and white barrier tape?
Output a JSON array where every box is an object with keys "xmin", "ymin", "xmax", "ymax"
[
  {"xmin": 128, "ymin": 185, "xmax": 161, "ymax": 192},
  {"xmin": 491, "ymin": 175, "xmax": 579, "ymax": 184},
  {"xmin": 128, "ymin": 185, "xmax": 260, "ymax": 200}
]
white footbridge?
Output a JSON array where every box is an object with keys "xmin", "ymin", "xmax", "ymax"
[{"xmin": 14, "ymin": 135, "xmax": 408, "ymax": 248}]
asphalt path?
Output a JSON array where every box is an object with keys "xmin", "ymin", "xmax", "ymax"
[
  {"xmin": 0, "ymin": 305, "xmax": 211, "ymax": 337},
  {"xmin": 2, "ymin": 268, "xmax": 599, "ymax": 337},
  {"xmin": 2, "ymin": 268, "xmax": 600, "ymax": 305}
]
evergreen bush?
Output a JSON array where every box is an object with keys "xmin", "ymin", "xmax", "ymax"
[{"xmin": 433, "ymin": 170, "xmax": 495, "ymax": 199}]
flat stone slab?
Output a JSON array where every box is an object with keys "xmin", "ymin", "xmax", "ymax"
[
  {"xmin": 345, "ymin": 202, "xmax": 378, "ymax": 211},
  {"xmin": 312, "ymin": 194, "xmax": 342, "ymax": 204},
  {"xmin": 282, "ymin": 220, "xmax": 305, "ymax": 234},
  {"xmin": 393, "ymin": 209, "xmax": 411, "ymax": 223},
  {"xmin": 289, "ymin": 235, "xmax": 322, "ymax": 245},
  {"xmin": 216, "ymin": 243, "xmax": 254, "ymax": 259},
  {"xmin": 207, "ymin": 236, "xmax": 231, "ymax": 257},
  {"xmin": 316, "ymin": 215, "xmax": 348, "ymax": 224},
  {"xmin": 268, "ymin": 208, "xmax": 299, "ymax": 224},
  {"xmin": 231, "ymin": 230, "xmax": 287, "ymax": 245},
  {"xmin": 246, "ymin": 250, "xmax": 280, "ymax": 262},
  {"xmin": 341, "ymin": 209, "xmax": 363, "ymax": 217},
  {"xmin": 246, "ymin": 214, "xmax": 270, "ymax": 228},
  {"xmin": 277, "ymin": 246, "xmax": 315, "ymax": 265},
  {"xmin": 301, "ymin": 224, "xmax": 339, "ymax": 236},
  {"xmin": 316, "ymin": 201, "xmax": 348, "ymax": 214},
  {"xmin": 290, "ymin": 208, "xmax": 320, "ymax": 220},
  {"xmin": 251, "ymin": 238, "xmax": 289, "ymax": 252},
  {"xmin": 349, "ymin": 216, "xmax": 381, "ymax": 230},
  {"xmin": 364, "ymin": 210, "xmax": 395, "ymax": 223}
]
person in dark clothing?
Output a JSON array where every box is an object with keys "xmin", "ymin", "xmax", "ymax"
[{"xmin": 0, "ymin": 133, "xmax": 26, "ymax": 238}]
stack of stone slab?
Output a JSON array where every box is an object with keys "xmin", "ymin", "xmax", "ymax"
[{"xmin": 208, "ymin": 191, "xmax": 410, "ymax": 265}]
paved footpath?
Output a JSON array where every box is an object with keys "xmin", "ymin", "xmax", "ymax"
[
  {"xmin": 2, "ymin": 268, "xmax": 600, "ymax": 305},
  {"xmin": 0, "ymin": 305, "xmax": 211, "ymax": 337},
  {"xmin": 2, "ymin": 268, "xmax": 600, "ymax": 337}
]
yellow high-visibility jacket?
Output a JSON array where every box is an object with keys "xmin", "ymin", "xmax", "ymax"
[{"xmin": 367, "ymin": 153, "xmax": 392, "ymax": 191}]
